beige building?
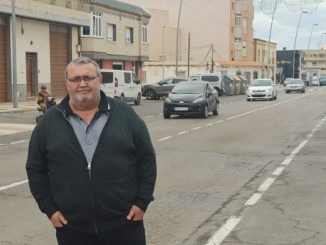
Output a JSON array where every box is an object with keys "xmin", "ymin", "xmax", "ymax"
[
  {"xmin": 80, "ymin": 0, "xmax": 150, "ymax": 81},
  {"xmin": 253, "ymin": 38, "xmax": 277, "ymax": 79},
  {"xmin": 302, "ymin": 49, "xmax": 326, "ymax": 79},
  {"xmin": 0, "ymin": 0, "xmax": 89, "ymax": 101}
]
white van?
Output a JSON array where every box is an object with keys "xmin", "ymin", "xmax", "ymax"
[
  {"xmin": 100, "ymin": 69, "xmax": 142, "ymax": 105},
  {"xmin": 190, "ymin": 73, "xmax": 224, "ymax": 96}
]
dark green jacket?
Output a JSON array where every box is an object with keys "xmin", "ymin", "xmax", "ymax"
[{"xmin": 26, "ymin": 92, "xmax": 156, "ymax": 233}]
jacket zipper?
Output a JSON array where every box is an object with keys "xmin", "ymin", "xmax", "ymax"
[
  {"xmin": 87, "ymin": 162, "xmax": 99, "ymax": 233},
  {"xmin": 57, "ymin": 109, "xmax": 99, "ymax": 233}
]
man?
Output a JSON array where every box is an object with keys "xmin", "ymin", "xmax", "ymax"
[
  {"xmin": 26, "ymin": 57, "xmax": 157, "ymax": 245},
  {"xmin": 36, "ymin": 85, "xmax": 51, "ymax": 113}
]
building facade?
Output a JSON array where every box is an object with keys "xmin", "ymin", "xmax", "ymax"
[
  {"xmin": 302, "ymin": 49, "xmax": 326, "ymax": 81},
  {"xmin": 80, "ymin": 0, "xmax": 150, "ymax": 81},
  {"xmin": 0, "ymin": 0, "xmax": 90, "ymax": 101}
]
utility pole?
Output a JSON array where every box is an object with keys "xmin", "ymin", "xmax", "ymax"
[
  {"xmin": 187, "ymin": 32, "xmax": 190, "ymax": 77},
  {"xmin": 175, "ymin": 0, "xmax": 183, "ymax": 76},
  {"xmin": 12, "ymin": 0, "xmax": 18, "ymax": 108},
  {"xmin": 162, "ymin": 26, "xmax": 165, "ymax": 80},
  {"xmin": 211, "ymin": 44, "xmax": 214, "ymax": 73}
]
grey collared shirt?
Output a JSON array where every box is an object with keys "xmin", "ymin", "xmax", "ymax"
[{"xmin": 68, "ymin": 111, "xmax": 109, "ymax": 168}]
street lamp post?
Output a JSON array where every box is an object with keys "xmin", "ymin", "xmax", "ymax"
[
  {"xmin": 162, "ymin": 26, "xmax": 165, "ymax": 80},
  {"xmin": 319, "ymin": 32, "xmax": 326, "ymax": 48},
  {"xmin": 12, "ymin": 0, "xmax": 18, "ymax": 108},
  {"xmin": 307, "ymin": 23, "xmax": 318, "ymax": 49},
  {"xmin": 175, "ymin": 0, "xmax": 183, "ymax": 76},
  {"xmin": 292, "ymin": 11, "xmax": 307, "ymax": 78},
  {"xmin": 267, "ymin": 1, "xmax": 278, "ymax": 79}
]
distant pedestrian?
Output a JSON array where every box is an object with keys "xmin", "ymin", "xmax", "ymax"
[
  {"xmin": 26, "ymin": 56, "xmax": 157, "ymax": 245},
  {"xmin": 36, "ymin": 85, "xmax": 51, "ymax": 113}
]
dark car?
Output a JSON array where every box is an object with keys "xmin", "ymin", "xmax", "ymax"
[
  {"xmin": 141, "ymin": 76, "xmax": 189, "ymax": 100},
  {"xmin": 163, "ymin": 81, "xmax": 219, "ymax": 119},
  {"xmin": 319, "ymin": 76, "xmax": 326, "ymax": 86}
]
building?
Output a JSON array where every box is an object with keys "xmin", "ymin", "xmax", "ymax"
[
  {"xmin": 253, "ymin": 38, "xmax": 277, "ymax": 79},
  {"xmin": 276, "ymin": 49, "xmax": 303, "ymax": 82},
  {"xmin": 0, "ymin": 0, "xmax": 90, "ymax": 101},
  {"xmin": 302, "ymin": 49, "xmax": 326, "ymax": 80},
  {"xmin": 80, "ymin": 0, "xmax": 150, "ymax": 81}
]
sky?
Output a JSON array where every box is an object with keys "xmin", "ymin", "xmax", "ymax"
[{"xmin": 121, "ymin": 0, "xmax": 326, "ymax": 51}]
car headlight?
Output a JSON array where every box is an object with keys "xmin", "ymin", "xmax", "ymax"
[
  {"xmin": 193, "ymin": 97, "xmax": 204, "ymax": 103},
  {"xmin": 165, "ymin": 97, "xmax": 171, "ymax": 103},
  {"xmin": 266, "ymin": 88, "xmax": 272, "ymax": 92}
]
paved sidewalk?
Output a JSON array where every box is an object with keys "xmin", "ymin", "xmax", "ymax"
[{"xmin": 0, "ymin": 101, "xmax": 36, "ymax": 114}]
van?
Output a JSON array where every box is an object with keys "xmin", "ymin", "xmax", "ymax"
[
  {"xmin": 100, "ymin": 69, "xmax": 142, "ymax": 105},
  {"xmin": 190, "ymin": 73, "xmax": 224, "ymax": 96}
]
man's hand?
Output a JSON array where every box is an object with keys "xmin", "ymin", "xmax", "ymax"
[
  {"xmin": 50, "ymin": 211, "xmax": 68, "ymax": 228},
  {"xmin": 127, "ymin": 205, "xmax": 144, "ymax": 221}
]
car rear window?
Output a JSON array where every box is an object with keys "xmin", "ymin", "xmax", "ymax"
[{"xmin": 201, "ymin": 76, "xmax": 219, "ymax": 82}]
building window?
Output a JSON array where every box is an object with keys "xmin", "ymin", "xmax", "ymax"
[
  {"xmin": 242, "ymin": 41, "xmax": 247, "ymax": 56},
  {"xmin": 107, "ymin": 23, "xmax": 116, "ymax": 41},
  {"xmin": 243, "ymin": 17, "xmax": 247, "ymax": 34},
  {"xmin": 125, "ymin": 27, "xmax": 134, "ymax": 43},
  {"xmin": 235, "ymin": 14, "xmax": 241, "ymax": 26},
  {"xmin": 81, "ymin": 11, "xmax": 102, "ymax": 37},
  {"xmin": 142, "ymin": 24, "xmax": 148, "ymax": 43},
  {"xmin": 235, "ymin": 37, "xmax": 242, "ymax": 49}
]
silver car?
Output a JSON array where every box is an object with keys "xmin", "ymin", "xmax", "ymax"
[
  {"xmin": 246, "ymin": 78, "xmax": 277, "ymax": 101},
  {"xmin": 141, "ymin": 76, "xmax": 189, "ymax": 100},
  {"xmin": 285, "ymin": 79, "xmax": 305, "ymax": 93}
]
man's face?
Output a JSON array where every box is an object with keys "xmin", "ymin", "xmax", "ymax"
[{"xmin": 65, "ymin": 63, "xmax": 102, "ymax": 108}]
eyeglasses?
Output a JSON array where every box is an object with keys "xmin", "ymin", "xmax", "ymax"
[{"xmin": 66, "ymin": 75, "xmax": 99, "ymax": 84}]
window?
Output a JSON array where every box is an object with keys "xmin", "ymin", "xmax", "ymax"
[
  {"xmin": 107, "ymin": 23, "xmax": 116, "ymax": 41},
  {"xmin": 125, "ymin": 27, "xmax": 134, "ymax": 43},
  {"xmin": 242, "ymin": 41, "xmax": 247, "ymax": 56},
  {"xmin": 235, "ymin": 14, "xmax": 241, "ymax": 26},
  {"xmin": 124, "ymin": 72, "xmax": 131, "ymax": 84},
  {"xmin": 142, "ymin": 24, "xmax": 148, "ymax": 43},
  {"xmin": 102, "ymin": 72, "xmax": 113, "ymax": 84},
  {"xmin": 81, "ymin": 12, "xmax": 102, "ymax": 37},
  {"xmin": 243, "ymin": 17, "xmax": 247, "ymax": 33}
]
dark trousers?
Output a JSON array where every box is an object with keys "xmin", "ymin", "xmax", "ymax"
[{"xmin": 56, "ymin": 221, "xmax": 146, "ymax": 245}]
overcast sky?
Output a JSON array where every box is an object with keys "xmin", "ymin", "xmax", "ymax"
[{"xmin": 122, "ymin": 0, "xmax": 326, "ymax": 51}]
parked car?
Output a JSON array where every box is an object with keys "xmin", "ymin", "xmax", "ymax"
[
  {"xmin": 163, "ymin": 81, "xmax": 219, "ymax": 119},
  {"xmin": 285, "ymin": 79, "xmax": 305, "ymax": 93},
  {"xmin": 246, "ymin": 78, "xmax": 277, "ymax": 101},
  {"xmin": 319, "ymin": 76, "xmax": 326, "ymax": 86},
  {"xmin": 311, "ymin": 77, "xmax": 320, "ymax": 86},
  {"xmin": 190, "ymin": 73, "xmax": 224, "ymax": 96},
  {"xmin": 283, "ymin": 77, "xmax": 294, "ymax": 86},
  {"xmin": 101, "ymin": 69, "xmax": 142, "ymax": 105},
  {"xmin": 141, "ymin": 76, "xmax": 188, "ymax": 100}
]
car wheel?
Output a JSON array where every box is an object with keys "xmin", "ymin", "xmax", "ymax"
[
  {"xmin": 202, "ymin": 105, "xmax": 208, "ymax": 118},
  {"xmin": 213, "ymin": 102, "xmax": 218, "ymax": 115},
  {"xmin": 163, "ymin": 112, "xmax": 170, "ymax": 119},
  {"xmin": 134, "ymin": 93, "xmax": 141, "ymax": 105},
  {"xmin": 302, "ymin": 90, "xmax": 305, "ymax": 93},
  {"xmin": 145, "ymin": 89, "xmax": 156, "ymax": 100}
]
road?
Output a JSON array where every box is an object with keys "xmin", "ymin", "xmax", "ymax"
[{"xmin": 1, "ymin": 87, "xmax": 326, "ymax": 245}]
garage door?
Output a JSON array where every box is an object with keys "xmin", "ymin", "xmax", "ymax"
[
  {"xmin": 50, "ymin": 25, "xmax": 69, "ymax": 98},
  {"xmin": 0, "ymin": 23, "xmax": 7, "ymax": 102}
]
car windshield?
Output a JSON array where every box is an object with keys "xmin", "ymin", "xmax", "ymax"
[
  {"xmin": 201, "ymin": 76, "xmax": 219, "ymax": 82},
  {"xmin": 171, "ymin": 83, "xmax": 205, "ymax": 94},
  {"xmin": 251, "ymin": 80, "xmax": 272, "ymax": 86}
]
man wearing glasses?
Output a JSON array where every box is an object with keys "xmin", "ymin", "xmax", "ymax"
[{"xmin": 26, "ymin": 57, "xmax": 157, "ymax": 245}]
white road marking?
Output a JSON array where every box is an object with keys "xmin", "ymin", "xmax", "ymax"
[
  {"xmin": 10, "ymin": 140, "xmax": 27, "ymax": 145},
  {"xmin": 144, "ymin": 115, "xmax": 154, "ymax": 118},
  {"xmin": 245, "ymin": 193, "xmax": 262, "ymax": 206},
  {"xmin": 0, "ymin": 179, "xmax": 28, "ymax": 191},
  {"xmin": 281, "ymin": 157, "xmax": 292, "ymax": 165},
  {"xmin": 192, "ymin": 127, "xmax": 201, "ymax": 131},
  {"xmin": 214, "ymin": 120, "xmax": 223, "ymax": 124},
  {"xmin": 291, "ymin": 139, "xmax": 308, "ymax": 155},
  {"xmin": 157, "ymin": 136, "xmax": 172, "ymax": 142},
  {"xmin": 272, "ymin": 167, "xmax": 285, "ymax": 176},
  {"xmin": 258, "ymin": 177, "xmax": 275, "ymax": 192},
  {"xmin": 206, "ymin": 216, "xmax": 242, "ymax": 245},
  {"xmin": 178, "ymin": 131, "xmax": 188, "ymax": 135},
  {"xmin": 206, "ymin": 123, "xmax": 213, "ymax": 126}
]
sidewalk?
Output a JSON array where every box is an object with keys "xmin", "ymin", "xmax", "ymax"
[{"xmin": 0, "ymin": 101, "xmax": 36, "ymax": 114}]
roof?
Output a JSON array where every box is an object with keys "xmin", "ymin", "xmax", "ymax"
[{"xmin": 94, "ymin": 0, "xmax": 150, "ymax": 17}]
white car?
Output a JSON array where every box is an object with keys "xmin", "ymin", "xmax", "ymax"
[
  {"xmin": 246, "ymin": 78, "xmax": 277, "ymax": 101},
  {"xmin": 285, "ymin": 79, "xmax": 305, "ymax": 93}
]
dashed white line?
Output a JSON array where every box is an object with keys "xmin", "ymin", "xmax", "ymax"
[
  {"xmin": 10, "ymin": 140, "xmax": 27, "ymax": 145},
  {"xmin": 158, "ymin": 136, "xmax": 172, "ymax": 142},
  {"xmin": 272, "ymin": 167, "xmax": 285, "ymax": 176},
  {"xmin": 258, "ymin": 177, "xmax": 275, "ymax": 192},
  {"xmin": 281, "ymin": 157, "xmax": 292, "ymax": 165},
  {"xmin": 206, "ymin": 123, "xmax": 213, "ymax": 126},
  {"xmin": 245, "ymin": 193, "xmax": 262, "ymax": 206},
  {"xmin": 192, "ymin": 127, "xmax": 201, "ymax": 131},
  {"xmin": 206, "ymin": 216, "xmax": 242, "ymax": 245},
  {"xmin": 178, "ymin": 131, "xmax": 188, "ymax": 135},
  {"xmin": 0, "ymin": 179, "xmax": 28, "ymax": 191},
  {"xmin": 144, "ymin": 115, "xmax": 154, "ymax": 118}
]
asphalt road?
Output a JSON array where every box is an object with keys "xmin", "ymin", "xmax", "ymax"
[{"xmin": 1, "ymin": 87, "xmax": 326, "ymax": 245}]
